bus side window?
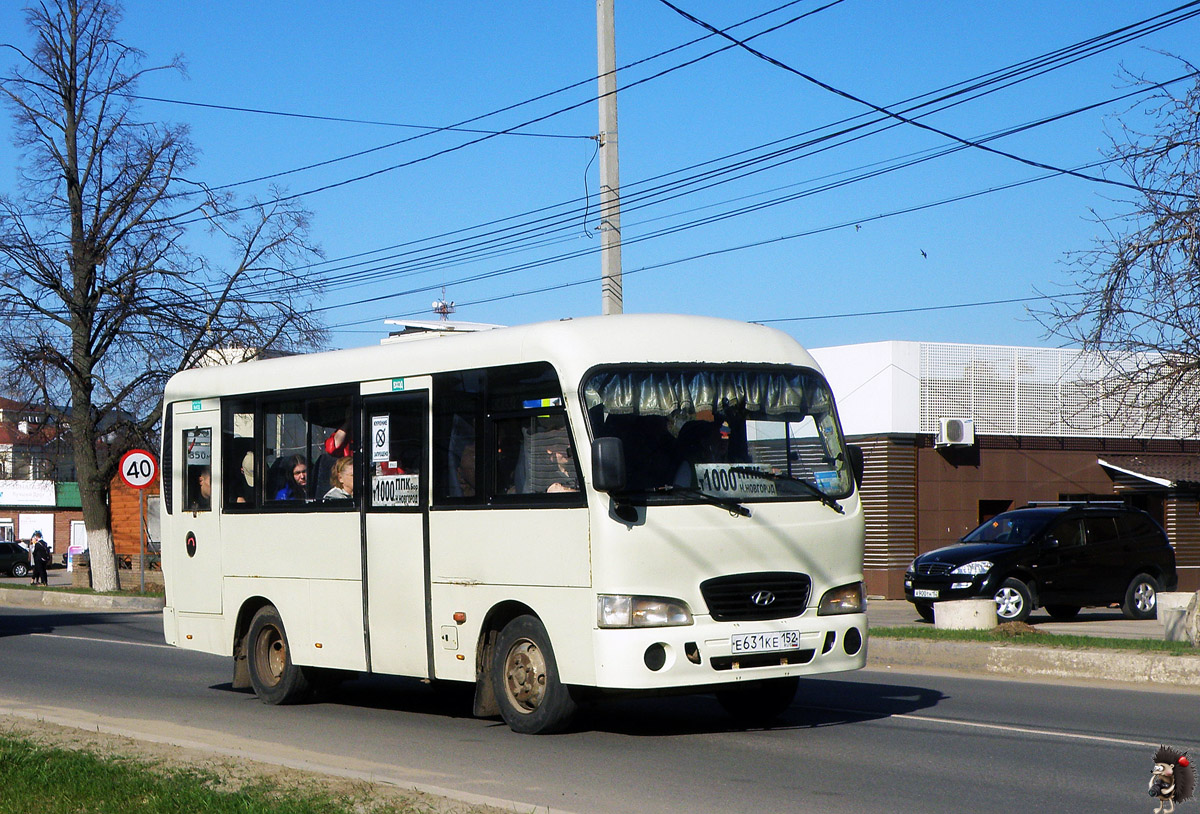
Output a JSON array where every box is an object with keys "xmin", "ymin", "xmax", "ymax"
[
  {"xmin": 433, "ymin": 371, "xmax": 483, "ymax": 503},
  {"xmin": 497, "ymin": 413, "xmax": 579, "ymax": 495},
  {"xmin": 182, "ymin": 427, "xmax": 213, "ymax": 512},
  {"xmin": 433, "ymin": 363, "xmax": 577, "ymax": 505},
  {"xmin": 310, "ymin": 396, "xmax": 357, "ymax": 507},
  {"xmin": 368, "ymin": 402, "xmax": 422, "ymax": 509},
  {"xmin": 263, "ymin": 400, "xmax": 309, "ymax": 503},
  {"xmin": 223, "ymin": 401, "xmax": 256, "ymax": 509}
]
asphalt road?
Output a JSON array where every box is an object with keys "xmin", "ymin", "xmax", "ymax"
[{"xmin": 1, "ymin": 605, "xmax": 1195, "ymax": 813}]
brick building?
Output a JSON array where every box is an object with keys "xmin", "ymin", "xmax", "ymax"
[
  {"xmin": 0, "ymin": 480, "xmax": 83, "ymax": 557},
  {"xmin": 110, "ymin": 471, "xmax": 161, "ymax": 559},
  {"xmin": 810, "ymin": 341, "xmax": 1200, "ymax": 599}
]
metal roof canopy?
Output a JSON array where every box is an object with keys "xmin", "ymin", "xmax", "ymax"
[{"xmin": 1098, "ymin": 456, "xmax": 1200, "ymax": 490}]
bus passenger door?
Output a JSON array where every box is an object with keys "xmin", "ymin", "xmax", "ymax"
[
  {"xmin": 362, "ymin": 389, "xmax": 430, "ymax": 677},
  {"xmin": 169, "ymin": 405, "xmax": 223, "ymax": 614}
]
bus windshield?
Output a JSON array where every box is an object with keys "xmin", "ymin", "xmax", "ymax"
[{"xmin": 583, "ymin": 366, "xmax": 853, "ymax": 503}]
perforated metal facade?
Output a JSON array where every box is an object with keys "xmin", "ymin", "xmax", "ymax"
[{"xmin": 918, "ymin": 343, "xmax": 1178, "ymax": 439}]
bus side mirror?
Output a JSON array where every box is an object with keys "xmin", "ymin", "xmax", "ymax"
[
  {"xmin": 847, "ymin": 444, "xmax": 864, "ymax": 488},
  {"xmin": 591, "ymin": 436, "xmax": 626, "ymax": 493}
]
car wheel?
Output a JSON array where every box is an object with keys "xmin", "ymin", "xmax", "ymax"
[
  {"xmin": 716, "ymin": 676, "xmax": 799, "ymax": 726},
  {"xmin": 914, "ymin": 601, "xmax": 935, "ymax": 623},
  {"xmin": 1122, "ymin": 573, "xmax": 1161, "ymax": 620},
  {"xmin": 994, "ymin": 578, "xmax": 1032, "ymax": 623},
  {"xmin": 247, "ymin": 605, "xmax": 312, "ymax": 705},
  {"xmin": 11, "ymin": 562, "xmax": 28, "ymax": 578},
  {"xmin": 1044, "ymin": 605, "xmax": 1081, "ymax": 621},
  {"xmin": 491, "ymin": 615, "xmax": 576, "ymax": 735}
]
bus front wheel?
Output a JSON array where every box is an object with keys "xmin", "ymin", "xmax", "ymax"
[
  {"xmin": 491, "ymin": 615, "xmax": 576, "ymax": 734},
  {"xmin": 247, "ymin": 605, "xmax": 312, "ymax": 705}
]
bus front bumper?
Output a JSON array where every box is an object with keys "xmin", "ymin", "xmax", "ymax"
[{"xmin": 588, "ymin": 611, "xmax": 866, "ymax": 690}]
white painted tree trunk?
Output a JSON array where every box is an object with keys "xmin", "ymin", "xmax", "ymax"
[{"xmin": 87, "ymin": 525, "xmax": 120, "ymax": 593}]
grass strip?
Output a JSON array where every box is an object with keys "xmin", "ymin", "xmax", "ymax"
[
  {"xmin": 871, "ymin": 625, "xmax": 1200, "ymax": 655},
  {"xmin": 0, "ymin": 733, "xmax": 424, "ymax": 814}
]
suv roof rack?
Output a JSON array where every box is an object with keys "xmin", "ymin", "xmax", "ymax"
[{"xmin": 1024, "ymin": 500, "xmax": 1125, "ymax": 507}]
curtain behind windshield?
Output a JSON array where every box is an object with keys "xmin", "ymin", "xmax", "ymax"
[{"xmin": 583, "ymin": 369, "xmax": 827, "ymax": 417}]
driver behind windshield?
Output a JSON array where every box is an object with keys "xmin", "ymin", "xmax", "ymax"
[{"xmin": 673, "ymin": 418, "xmax": 728, "ymax": 486}]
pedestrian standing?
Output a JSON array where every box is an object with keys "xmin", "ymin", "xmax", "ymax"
[{"xmin": 31, "ymin": 531, "xmax": 50, "ymax": 587}]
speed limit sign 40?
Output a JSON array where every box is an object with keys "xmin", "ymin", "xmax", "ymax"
[{"xmin": 119, "ymin": 449, "xmax": 158, "ymax": 489}]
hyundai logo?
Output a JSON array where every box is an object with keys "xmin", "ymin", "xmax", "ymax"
[{"xmin": 750, "ymin": 590, "xmax": 776, "ymax": 606}]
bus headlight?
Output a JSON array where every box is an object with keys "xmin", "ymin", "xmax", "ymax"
[
  {"xmin": 597, "ymin": 595, "xmax": 693, "ymax": 628},
  {"xmin": 817, "ymin": 582, "xmax": 865, "ymax": 616}
]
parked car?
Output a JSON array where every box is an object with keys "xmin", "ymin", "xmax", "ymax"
[
  {"xmin": 904, "ymin": 503, "xmax": 1177, "ymax": 623},
  {"xmin": 0, "ymin": 541, "xmax": 31, "ymax": 578}
]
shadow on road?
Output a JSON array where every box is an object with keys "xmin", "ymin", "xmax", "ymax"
[
  {"xmin": 212, "ymin": 673, "xmax": 482, "ymax": 722},
  {"xmin": 212, "ymin": 672, "xmax": 946, "ymax": 737},
  {"xmin": 0, "ymin": 609, "xmax": 158, "ymax": 639},
  {"xmin": 570, "ymin": 677, "xmax": 946, "ymax": 736}
]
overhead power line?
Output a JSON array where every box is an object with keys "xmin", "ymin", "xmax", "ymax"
[
  {"xmin": 124, "ymin": 93, "xmax": 594, "ymax": 139},
  {"xmin": 657, "ymin": 0, "xmax": 1200, "ymax": 196},
  {"xmin": 227, "ymin": 2, "xmax": 1200, "ymax": 303},
  {"xmin": 153, "ymin": 0, "xmax": 848, "ymax": 222},
  {"xmin": 753, "ymin": 295, "xmax": 1060, "ymax": 324},
  {"xmin": 320, "ymin": 154, "xmax": 1118, "ymax": 333},
  {"xmin": 150, "ymin": 0, "xmax": 825, "ymax": 198},
  {"xmin": 11, "ymin": 3, "xmax": 1197, "ymax": 329},
  {"xmin": 249, "ymin": 71, "xmax": 1194, "ymax": 308}
]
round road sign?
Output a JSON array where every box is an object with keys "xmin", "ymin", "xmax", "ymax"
[{"xmin": 119, "ymin": 449, "xmax": 158, "ymax": 489}]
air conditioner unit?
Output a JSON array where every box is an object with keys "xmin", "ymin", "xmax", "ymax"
[{"xmin": 935, "ymin": 417, "xmax": 975, "ymax": 447}]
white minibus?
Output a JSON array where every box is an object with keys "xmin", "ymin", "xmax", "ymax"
[{"xmin": 160, "ymin": 314, "xmax": 867, "ymax": 734}]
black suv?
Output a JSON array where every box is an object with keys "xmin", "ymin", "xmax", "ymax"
[
  {"xmin": 904, "ymin": 504, "xmax": 1177, "ymax": 623},
  {"xmin": 0, "ymin": 541, "xmax": 31, "ymax": 578}
]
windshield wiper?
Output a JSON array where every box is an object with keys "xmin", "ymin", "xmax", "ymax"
[
  {"xmin": 650, "ymin": 485, "xmax": 751, "ymax": 517},
  {"xmin": 728, "ymin": 466, "xmax": 844, "ymax": 514}
]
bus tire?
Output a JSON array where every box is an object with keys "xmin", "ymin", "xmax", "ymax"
[
  {"xmin": 247, "ymin": 605, "xmax": 312, "ymax": 705},
  {"xmin": 492, "ymin": 615, "xmax": 576, "ymax": 735},
  {"xmin": 716, "ymin": 676, "xmax": 798, "ymax": 726}
]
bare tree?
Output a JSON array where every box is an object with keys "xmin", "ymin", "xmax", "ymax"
[
  {"xmin": 1040, "ymin": 62, "xmax": 1200, "ymax": 438},
  {"xmin": 0, "ymin": 0, "xmax": 324, "ymax": 591}
]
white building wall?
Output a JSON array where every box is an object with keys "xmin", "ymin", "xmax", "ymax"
[
  {"xmin": 809, "ymin": 341, "xmax": 921, "ymax": 436},
  {"xmin": 813, "ymin": 340, "xmax": 1176, "ymax": 440}
]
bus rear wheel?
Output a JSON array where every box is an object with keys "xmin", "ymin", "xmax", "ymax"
[
  {"xmin": 247, "ymin": 605, "xmax": 312, "ymax": 705},
  {"xmin": 492, "ymin": 615, "xmax": 576, "ymax": 734}
]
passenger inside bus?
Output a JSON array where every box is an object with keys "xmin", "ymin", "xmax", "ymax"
[
  {"xmin": 454, "ymin": 442, "xmax": 476, "ymax": 497},
  {"xmin": 601, "ymin": 414, "xmax": 678, "ymax": 492},
  {"xmin": 673, "ymin": 419, "xmax": 727, "ymax": 487},
  {"xmin": 323, "ymin": 456, "xmax": 354, "ymax": 501},
  {"xmin": 188, "ymin": 465, "xmax": 212, "ymax": 512},
  {"xmin": 540, "ymin": 428, "xmax": 578, "ymax": 493},
  {"xmin": 447, "ymin": 414, "xmax": 477, "ymax": 497},
  {"xmin": 272, "ymin": 455, "xmax": 309, "ymax": 501},
  {"xmin": 324, "ymin": 423, "xmax": 352, "ymax": 457},
  {"xmin": 311, "ymin": 400, "xmax": 354, "ymax": 499},
  {"xmin": 236, "ymin": 451, "xmax": 254, "ymax": 503}
]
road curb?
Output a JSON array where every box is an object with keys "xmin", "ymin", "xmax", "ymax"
[
  {"xmin": 869, "ymin": 637, "xmax": 1200, "ymax": 687},
  {"xmin": 0, "ymin": 586, "xmax": 164, "ymax": 612}
]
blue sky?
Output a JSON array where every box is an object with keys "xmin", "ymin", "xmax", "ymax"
[{"xmin": 1, "ymin": 1, "xmax": 1197, "ymax": 351}]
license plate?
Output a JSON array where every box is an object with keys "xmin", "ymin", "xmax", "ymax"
[
  {"xmin": 730, "ymin": 630, "xmax": 801, "ymax": 654},
  {"xmin": 913, "ymin": 589, "xmax": 939, "ymax": 599}
]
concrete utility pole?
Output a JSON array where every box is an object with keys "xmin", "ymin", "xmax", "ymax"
[{"xmin": 597, "ymin": 0, "xmax": 623, "ymax": 315}]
